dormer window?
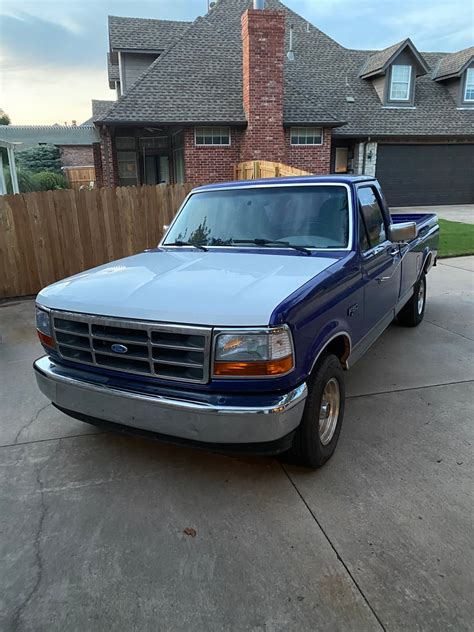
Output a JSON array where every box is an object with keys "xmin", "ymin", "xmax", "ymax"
[
  {"xmin": 464, "ymin": 67, "xmax": 474, "ymax": 101},
  {"xmin": 359, "ymin": 39, "xmax": 428, "ymax": 108},
  {"xmin": 389, "ymin": 65, "xmax": 412, "ymax": 100}
]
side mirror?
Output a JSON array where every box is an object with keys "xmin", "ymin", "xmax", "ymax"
[{"xmin": 388, "ymin": 221, "xmax": 418, "ymax": 243}]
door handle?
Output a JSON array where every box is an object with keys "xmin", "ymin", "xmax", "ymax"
[
  {"xmin": 376, "ymin": 276, "xmax": 391, "ymax": 283},
  {"xmin": 388, "ymin": 246, "xmax": 399, "ymax": 256}
]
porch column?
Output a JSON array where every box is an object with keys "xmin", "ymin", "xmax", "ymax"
[
  {"xmin": 7, "ymin": 147, "xmax": 19, "ymax": 194},
  {"xmin": 99, "ymin": 126, "xmax": 118, "ymax": 187}
]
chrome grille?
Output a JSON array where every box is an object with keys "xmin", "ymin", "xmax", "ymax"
[{"xmin": 51, "ymin": 310, "xmax": 211, "ymax": 384}]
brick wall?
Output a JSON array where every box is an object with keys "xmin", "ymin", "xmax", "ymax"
[
  {"xmin": 59, "ymin": 145, "xmax": 94, "ymax": 167},
  {"xmin": 284, "ymin": 128, "xmax": 332, "ymax": 174},
  {"xmin": 183, "ymin": 127, "xmax": 243, "ymax": 184},
  {"xmin": 92, "ymin": 143, "xmax": 104, "ymax": 187},
  {"xmin": 98, "ymin": 126, "xmax": 118, "ymax": 187},
  {"xmin": 240, "ymin": 9, "xmax": 286, "ymax": 163}
]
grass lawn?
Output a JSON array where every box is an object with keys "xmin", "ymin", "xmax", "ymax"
[{"xmin": 438, "ymin": 219, "xmax": 474, "ymax": 258}]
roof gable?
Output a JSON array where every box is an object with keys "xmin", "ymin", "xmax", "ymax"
[
  {"xmin": 359, "ymin": 38, "xmax": 429, "ymax": 79},
  {"xmin": 433, "ymin": 46, "xmax": 474, "ymax": 81},
  {"xmin": 100, "ymin": 0, "xmax": 342, "ymax": 126}
]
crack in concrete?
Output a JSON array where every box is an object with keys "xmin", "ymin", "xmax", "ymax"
[
  {"xmin": 346, "ymin": 378, "xmax": 474, "ymax": 401},
  {"xmin": 425, "ymin": 318, "xmax": 474, "ymax": 342},
  {"xmin": 281, "ymin": 463, "xmax": 386, "ymax": 631},
  {"xmin": 9, "ymin": 443, "xmax": 59, "ymax": 631},
  {"xmin": 13, "ymin": 402, "xmax": 51, "ymax": 444}
]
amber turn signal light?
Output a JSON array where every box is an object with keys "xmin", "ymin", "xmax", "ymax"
[
  {"xmin": 37, "ymin": 331, "xmax": 55, "ymax": 349},
  {"xmin": 213, "ymin": 355, "xmax": 294, "ymax": 377}
]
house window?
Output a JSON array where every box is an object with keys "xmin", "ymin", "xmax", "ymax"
[
  {"xmin": 195, "ymin": 126, "xmax": 230, "ymax": 146},
  {"xmin": 290, "ymin": 127, "xmax": 323, "ymax": 145},
  {"xmin": 117, "ymin": 151, "xmax": 138, "ymax": 186},
  {"xmin": 389, "ymin": 65, "xmax": 412, "ymax": 101},
  {"xmin": 464, "ymin": 68, "xmax": 474, "ymax": 101}
]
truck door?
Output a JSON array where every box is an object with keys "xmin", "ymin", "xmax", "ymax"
[{"xmin": 357, "ymin": 185, "xmax": 402, "ymax": 334}]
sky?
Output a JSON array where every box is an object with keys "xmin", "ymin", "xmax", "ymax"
[{"xmin": 1, "ymin": 0, "xmax": 473, "ymax": 125}]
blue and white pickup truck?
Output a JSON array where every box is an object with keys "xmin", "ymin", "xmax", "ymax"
[{"xmin": 34, "ymin": 176, "xmax": 439, "ymax": 468}]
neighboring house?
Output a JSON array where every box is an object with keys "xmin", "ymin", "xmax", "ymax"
[
  {"xmin": 92, "ymin": 0, "xmax": 474, "ymax": 205},
  {"xmin": 0, "ymin": 125, "xmax": 99, "ymax": 170}
]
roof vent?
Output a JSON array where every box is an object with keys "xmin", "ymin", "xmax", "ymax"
[
  {"xmin": 253, "ymin": 0, "xmax": 265, "ymax": 9},
  {"xmin": 346, "ymin": 96, "xmax": 355, "ymax": 103},
  {"xmin": 287, "ymin": 24, "xmax": 295, "ymax": 61}
]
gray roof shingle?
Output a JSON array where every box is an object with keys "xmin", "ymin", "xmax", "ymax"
[
  {"xmin": 81, "ymin": 100, "xmax": 115, "ymax": 126},
  {"xmin": 100, "ymin": 0, "xmax": 474, "ymax": 138},
  {"xmin": 108, "ymin": 53, "xmax": 120, "ymax": 83},
  {"xmin": 433, "ymin": 46, "xmax": 474, "ymax": 80},
  {"xmin": 108, "ymin": 15, "xmax": 190, "ymax": 51}
]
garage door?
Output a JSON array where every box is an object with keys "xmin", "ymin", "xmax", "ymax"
[{"xmin": 376, "ymin": 144, "xmax": 474, "ymax": 206}]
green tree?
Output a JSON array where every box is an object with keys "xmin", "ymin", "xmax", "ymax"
[
  {"xmin": 15, "ymin": 144, "xmax": 62, "ymax": 174},
  {"xmin": 0, "ymin": 109, "xmax": 11, "ymax": 125}
]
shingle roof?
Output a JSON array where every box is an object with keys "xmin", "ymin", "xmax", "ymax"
[
  {"xmin": 101, "ymin": 0, "xmax": 341, "ymax": 126},
  {"xmin": 108, "ymin": 15, "xmax": 190, "ymax": 51},
  {"xmin": 81, "ymin": 100, "xmax": 115, "ymax": 126},
  {"xmin": 433, "ymin": 46, "xmax": 474, "ymax": 80},
  {"xmin": 359, "ymin": 38, "xmax": 429, "ymax": 78},
  {"xmin": 108, "ymin": 53, "xmax": 120, "ymax": 83},
  {"xmin": 0, "ymin": 125, "xmax": 99, "ymax": 147},
  {"xmin": 99, "ymin": 0, "xmax": 474, "ymax": 138}
]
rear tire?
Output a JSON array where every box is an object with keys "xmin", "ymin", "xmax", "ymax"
[
  {"xmin": 290, "ymin": 354, "xmax": 345, "ymax": 469},
  {"xmin": 397, "ymin": 273, "xmax": 426, "ymax": 327}
]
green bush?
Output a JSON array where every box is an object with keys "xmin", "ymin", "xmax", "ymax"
[
  {"xmin": 3, "ymin": 167, "xmax": 36, "ymax": 193},
  {"xmin": 2, "ymin": 167, "xmax": 69, "ymax": 193},
  {"xmin": 32, "ymin": 171, "xmax": 69, "ymax": 191},
  {"xmin": 16, "ymin": 145, "xmax": 62, "ymax": 174}
]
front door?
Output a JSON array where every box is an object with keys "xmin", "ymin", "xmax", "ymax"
[{"xmin": 358, "ymin": 185, "xmax": 401, "ymax": 334}]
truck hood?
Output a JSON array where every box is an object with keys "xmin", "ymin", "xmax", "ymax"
[{"xmin": 37, "ymin": 250, "xmax": 339, "ymax": 326}]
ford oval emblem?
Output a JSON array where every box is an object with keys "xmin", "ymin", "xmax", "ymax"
[{"xmin": 111, "ymin": 343, "xmax": 128, "ymax": 354}]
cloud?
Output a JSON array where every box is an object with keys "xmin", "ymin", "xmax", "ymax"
[
  {"xmin": 288, "ymin": 0, "xmax": 473, "ymax": 51},
  {"xmin": 2, "ymin": 64, "xmax": 112, "ymax": 124}
]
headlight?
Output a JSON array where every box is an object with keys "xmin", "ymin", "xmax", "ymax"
[
  {"xmin": 35, "ymin": 306, "xmax": 55, "ymax": 348},
  {"xmin": 213, "ymin": 326, "xmax": 294, "ymax": 377}
]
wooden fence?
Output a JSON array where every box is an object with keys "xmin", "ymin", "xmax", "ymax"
[
  {"xmin": 235, "ymin": 160, "xmax": 311, "ymax": 180},
  {"xmin": 63, "ymin": 166, "xmax": 96, "ymax": 189},
  {"xmin": 0, "ymin": 183, "xmax": 194, "ymax": 299}
]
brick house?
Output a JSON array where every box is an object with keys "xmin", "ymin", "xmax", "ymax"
[{"xmin": 93, "ymin": 0, "xmax": 474, "ymax": 205}]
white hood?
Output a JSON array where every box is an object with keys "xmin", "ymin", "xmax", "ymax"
[{"xmin": 37, "ymin": 250, "xmax": 338, "ymax": 326}]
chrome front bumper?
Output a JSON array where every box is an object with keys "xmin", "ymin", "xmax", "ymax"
[{"xmin": 34, "ymin": 356, "xmax": 307, "ymax": 445}]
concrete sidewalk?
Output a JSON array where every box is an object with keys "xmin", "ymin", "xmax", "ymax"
[
  {"xmin": 391, "ymin": 204, "xmax": 474, "ymax": 224},
  {"xmin": 1, "ymin": 258, "xmax": 473, "ymax": 631}
]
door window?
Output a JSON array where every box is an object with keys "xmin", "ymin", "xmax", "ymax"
[{"xmin": 357, "ymin": 187, "xmax": 386, "ymax": 247}]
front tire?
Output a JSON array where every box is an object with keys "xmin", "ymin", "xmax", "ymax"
[
  {"xmin": 290, "ymin": 354, "xmax": 345, "ymax": 469},
  {"xmin": 397, "ymin": 273, "xmax": 426, "ymax": 327}
]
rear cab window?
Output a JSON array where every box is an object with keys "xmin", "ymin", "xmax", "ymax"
[{"xmin": 357, "ymin": 186, "xmax": 387, "ymax": 251}]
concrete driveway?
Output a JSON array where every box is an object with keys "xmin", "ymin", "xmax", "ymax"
[
  {"xmin": 391, "ymin": 204, "xmax": 474, "ymax": 224},
  {"xmin": 1, "ymin": 257, "xmax": 473, "ymax": 631}
]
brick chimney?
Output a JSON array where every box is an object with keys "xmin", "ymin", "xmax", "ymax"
[{"xmin": 240, "ymin": 6, "xmax": 286, "ymax": 162}]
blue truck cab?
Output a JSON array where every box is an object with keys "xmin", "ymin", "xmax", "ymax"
[{"xmin": 34, "ymin": 176, "xmax": 439, "ymax": 468}]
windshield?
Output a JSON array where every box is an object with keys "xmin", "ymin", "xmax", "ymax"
[{"xmin": 163, "ymin": 185, "xmax": 350, "ymax": 250}]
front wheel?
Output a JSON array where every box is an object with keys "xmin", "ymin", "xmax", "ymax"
[
  {"xmin": 397, "ymin": 273, "xmax": 426, "ymax": 327},
  {"xmin": 289, "ymin": 354, "xmax": 345, "ymax": 469}
]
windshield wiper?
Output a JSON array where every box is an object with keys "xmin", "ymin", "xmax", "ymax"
[
  {"xmin": 232, "ymin": 238, "xmax": 311, "ymax": 256},
  {"xmin": 166, "ymin": 240, "xmax": 208, "ymax": 252}
]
